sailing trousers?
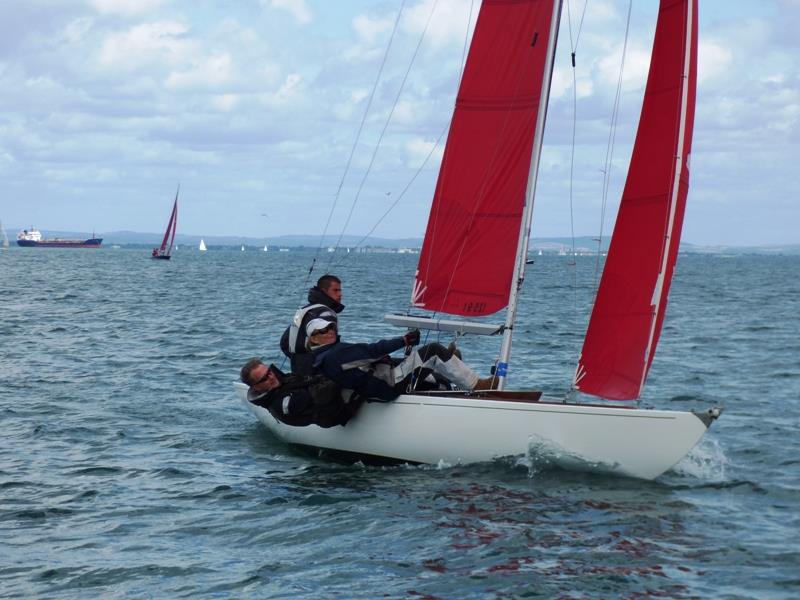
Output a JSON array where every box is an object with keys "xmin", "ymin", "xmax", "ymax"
[{"xmin": 374, "ymin": 343, "xmax": 480, "ymax": 392}]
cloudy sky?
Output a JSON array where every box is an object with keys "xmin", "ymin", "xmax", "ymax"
[{"xmin": 0, "ymin": 0, "xmax": 797, "ymax": 246}]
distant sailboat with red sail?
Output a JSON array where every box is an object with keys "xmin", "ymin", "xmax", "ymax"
[
  {"xmin": 235, "ymin": 0, "xmax": 721, "ymax": 479},
  {"xmin": 152, "ymin": 186, "xmax": 178, "ymax": 260}
]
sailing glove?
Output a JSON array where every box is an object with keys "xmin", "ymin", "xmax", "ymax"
[{"xmin": 403, "ymin": 329, "xmax": 421, "ymax": 347}]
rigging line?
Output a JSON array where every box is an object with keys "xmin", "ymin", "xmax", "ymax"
[
  {"xmin": 593, "ymin": 0, "xmax": 633, "ymax": 289},
  {"xmin": 565, "ymin": 0, "xmax": 589, "ymax": 330},
  {"xmin": 331, "ymin": 0, "xmax": 476, "ymax": 330},
  {"xmin": 302, "ymin": 0, "xmax": 406, "ymax": 288},
  {"xmin": 330, "ymin": 124, "xmax": 448, "ymax": 271},
  {"xmin": 565, "ymin": 0, "xmax": 589, "ymax": 55},
  {"xmin": 325, "ymin": 0, "xmax": 440, "ymax": 274},
  {"xmin": 564, "ymin": 0, "xmax": 588, "ymax": 259}
]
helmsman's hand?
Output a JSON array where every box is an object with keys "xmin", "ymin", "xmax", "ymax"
[{"xmin": 403, "ymin": 329, "xmax": 420, "ymax": 347}]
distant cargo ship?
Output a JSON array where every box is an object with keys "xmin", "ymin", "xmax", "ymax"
[{"xmin": 16, "ymin": 229, "xmax": 103, "ymax": 248}]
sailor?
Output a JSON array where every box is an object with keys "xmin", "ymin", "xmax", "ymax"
[
  {"xmin": 240, "ymin": 359, "xmax": 361, "ymax": 428},
  {"xmin": 280, "ymin": 274, "xmax": 345, "ymax": 374},
  {"xmin": 306, "ymin": 321, "xmax": 498, "ymax": 401}
]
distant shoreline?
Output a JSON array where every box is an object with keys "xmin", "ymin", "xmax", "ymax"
[{"xmin": 4, "ymin": 228, "xmax": 798, "ymax": 255}]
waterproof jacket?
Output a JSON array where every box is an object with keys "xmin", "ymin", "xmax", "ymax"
[
  {"xmin": 312, "ymin": 336, "xmax": 406, "ymax": 401},
  {"xmin": 248, "ymin": 372, "xmax": 360, "ymax": 428},
  {"xmin": 279, "ymin": 286, "xmax": 345, "ymax": 374}
]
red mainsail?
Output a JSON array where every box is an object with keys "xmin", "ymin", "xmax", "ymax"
[
  {"xmin": 412, "ymin": 0, "xmax": 557, "ymax": 317},
  {"xmin": 575, "ymin": 0, "xmax": 698, "ymax": 400}
]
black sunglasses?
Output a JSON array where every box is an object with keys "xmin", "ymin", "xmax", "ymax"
[{"xmin": 253, "ymin": 364, "xmax": 278, "ymax": 385}]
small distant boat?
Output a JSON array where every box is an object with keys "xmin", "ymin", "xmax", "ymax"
[
  {"xmin": 16, "ymin": 228, "xmax": 102, "ymax": 248},
  {"xmin": 0, "ymin": 220, "xmax": 8, "ymax": 250},
  {"xmin": 151, "ymin": 186, "xmax": 178, "ymax": 260},
  {"xmin": 241, "ymin": 245, "xmax": 245, "ymax": 252},
  {"xmin": 262, "ymin": 244, "xmax": 268, "ymax": 252},
  {"xmin": 199, "ymin": 239, "xmax": 207, "ymax": 252}
]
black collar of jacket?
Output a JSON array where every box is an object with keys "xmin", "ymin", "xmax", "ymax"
[{"xmin": 307, "ymin": 286, "xmax": 344, "ymax": 313}]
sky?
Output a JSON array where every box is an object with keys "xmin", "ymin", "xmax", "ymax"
[{"xmin": 0, "ymin": 0, "xmax": 797, "ymax": 246}]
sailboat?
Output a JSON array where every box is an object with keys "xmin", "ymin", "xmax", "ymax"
[
  {"xmin": 151, "ymin": 186, "xmax": 178, "ymax": 260},
  {"xmin": 0, "ymin": 220, "xmax": 8, "ymax": 250},
  {"xmin": 263, "ymin": 244, "xmax": 269, "ymax": 252},
  {"xmin": 198, "ymin": 238, "xmax": 207, "ymax": 252},
  {"xmin": 235, "ymin": 0, "xmax": 720, "ymax": 480}
]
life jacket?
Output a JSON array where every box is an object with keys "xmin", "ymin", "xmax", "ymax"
[
  {"xmin": 248, "ymin": 373, "xmax": 362, "ymax": 428},
  {"xmin": 280, "ymin": 304, "xmax": 338, "ymax": 374}
]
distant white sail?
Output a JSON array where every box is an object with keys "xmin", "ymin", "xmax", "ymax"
[
  {"xmin": 199, "ymin": 238, "xmax": 207, "ymax": 251},
  {"xmin": 0, "ymin": 220, "xmax": 8, "ymax": 249}
]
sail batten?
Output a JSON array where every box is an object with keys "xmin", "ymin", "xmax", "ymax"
[
  {"xmin": 575, "ymin": 0, "xmax": 697, "ymax": 401},
  {"xmin": 413, "ymin": 0, "xmax": 559, "ymax": 318}
]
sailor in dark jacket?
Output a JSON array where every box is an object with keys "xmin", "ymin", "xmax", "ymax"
[
  {"xmin": 240, "ymin": 358, "xmax": 361, "ymax": 428},
  {"xmin": 279, "ymin": 274, "xmax": 345, "ymax": 374},
  {"xmin": 306, "ymin": 322, "xmax": 498, "ymax": 401}
]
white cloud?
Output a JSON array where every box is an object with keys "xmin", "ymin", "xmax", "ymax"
[
  {"xmin": 260, "ymin": 73, "xmax": 304, "ymax": 108},
  {"xmin": 698, "ymin": 40, "xmax": 732, "ymax": 83},
  {"xmin": 0, "ymin": 1, "xmax": 796, "ymax": 244},
  {"xmin": 353, "ymin": 14, "xmax": 395, "ymax": 45},
  {"xmin": 402, "ymin": 0, "xmax": 475, "ymax": 51},
  {"xmin": 90, "ymin": 0, "xmax": 167, "ymax": 17},
  {"xmin": 98, "ymin": 21, "xmax": 195, "ymax": 70},
  {"xmin": 210, "ymin": 94, "xmax": 240, "ymax": 112},
  {"xmin": 165, "ymin": 53, "xmax": 235, "ymax": 90},
  {"xmin": 596, "ymin": 43, "xmax": 651, "ymax": 93},
  {"xmin": 261, "ymin": 0, "xmax": 312, "ymax": 25},
  {"xmin": 60, "ymin": 17, "xmax": 94, "ymax": 44},
  {"xmin": 405, "ymin": 136, "xmax": 441, "ymax": 168}
]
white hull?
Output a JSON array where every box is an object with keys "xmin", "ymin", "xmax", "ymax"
[{"xmin": 234, "ymin": 383, "xmax": 718, "ymax": 480}]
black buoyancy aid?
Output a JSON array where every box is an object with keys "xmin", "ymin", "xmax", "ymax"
[{"xmin": 248, "ymin": 374, "xmax": 361, "ymax": 428}]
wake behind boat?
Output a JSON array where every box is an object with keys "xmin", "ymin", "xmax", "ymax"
[
  {"xmin": 17, "ymin": 228, "xmax": 102, "ymax": 248},
  {"xmin": 236, "ymin": 0, "xmax": 721, "ymax": 480}
]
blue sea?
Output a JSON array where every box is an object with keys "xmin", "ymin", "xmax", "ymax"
[{"xmin": 1, "ymin": 246, "xmax": 798, "ymax": 599}]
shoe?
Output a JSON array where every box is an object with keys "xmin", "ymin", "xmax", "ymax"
[
  {"xmin": 447, "ymin": 341, "xmax": 462, "ymax": 360},
  {"xmin": 473, "ymin": 377, "xmax": 498, "ymax": 391}
]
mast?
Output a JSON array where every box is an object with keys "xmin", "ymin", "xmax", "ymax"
[{"xmin": 496, "ymin": 0, "xmax": 563, "ymax": 390}]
